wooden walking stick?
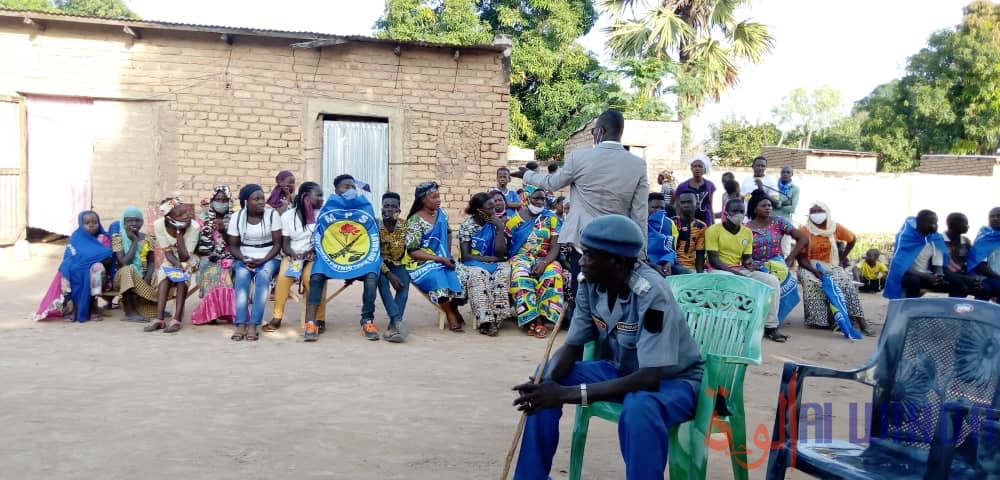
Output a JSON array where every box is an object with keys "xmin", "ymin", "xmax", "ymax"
[{"xmin": 500, "ymin": 312, "xmax": 568, "ymax": 480}]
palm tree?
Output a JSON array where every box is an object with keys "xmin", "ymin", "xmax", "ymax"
[{"xmin": 602, "ymin": 0, "xmax": 774, "ymax": 148}]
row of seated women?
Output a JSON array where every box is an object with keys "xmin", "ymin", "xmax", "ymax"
[
  {"xmin": 33, "ymin": 177, "xmax": 569, "ymax": 341},
  {"xmin": 661, "ymin": 189, "xmax": 875, "ymax": 343}
]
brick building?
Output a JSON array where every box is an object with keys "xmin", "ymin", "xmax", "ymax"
[
  {"xmin": 0, "ymin": 9, "xmax": 511, "ymax": 242},
  {"xmin": 758, "ymin": 146, "xmax": 878, "ymax": 173},
  {"xmin": 919, "ymin": 154, "xmax": 1000, "ymax": 177},
  {"xmin": 563, "ymin": 118, "xmax": 681, "ymax": 184}
]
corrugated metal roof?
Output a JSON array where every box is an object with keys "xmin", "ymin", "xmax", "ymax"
[{"xmin": 0, "ymin": 8, "xmax": 507, "ymax": 51}]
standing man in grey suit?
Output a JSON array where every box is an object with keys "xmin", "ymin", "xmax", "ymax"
[{"xmin": 512, "ymin": 109, "xmax": 649, "ymax": 323}]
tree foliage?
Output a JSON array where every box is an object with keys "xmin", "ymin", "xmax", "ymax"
[
  {"xmin": 855, "ymin": 0, "xmax": 1000, "ymax": 171},
  {"xmin": 376, "ymin": 0, "xmax": 670, "ymax": 159},
  {"xmin": 603, "ymin": 0, "xmax": 774, "ymax": 149},
  {"xmin": 0, "ymin": 0, "xmax": 138, "ymax": 17},
  {"xmin": 707, "ymin": 117, "xmax": 780, "ymax": 167},
  {"xmin": 771, "ymin": 85, "xmax": 843, "ymax": 149}
]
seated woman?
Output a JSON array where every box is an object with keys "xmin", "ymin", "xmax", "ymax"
[
  {"xmin": 704, "ymin": 198, "xmax": 784, "ymax": 342},
  {"xmin": 507, "ymin": 186, "xmax": 564, "ymax": 339},
  {"xmin": 191, "ymin": 185, "xmax": 237, "ymax": 325},
  {"xmin": 112, "ymin": 207, "xmax": 157, "ymax": 322},
  {"xmin": 34, "ymin": 211, "xmax": 114, "ymax": 322},
  {"xmin": 490, "ymin": 189, "xmax": 509, "ymax": 221},
  {"xmin": 404, "ymin": 181, "xmax": 466, "ymax": 332},
  {"xmin": 745, "ymin": 190, "xmax": 810, "ymax": 342},
  {"xmin": 457, "ymin": 192, "xmax": 513, "ymax": 337},
  {"xmin": 144, "ymin": 198, "xmax": 200, "ymax": 334},
  {"xmin": 967, "ymin": 207, "xmax": 1000, "ymax": 302},
  {"xmin": 266, "ymin": 170, "xmax": 296, "ymax": 214},
  {"xmin": 228, "ymin": 184, "xmax": 283, "ymax": 341},
  {"xmin": 796, "ymin": 201, "xmax": 872, "ymax": 335},
  {"xmin": 267, "ymin": 182, "xmax": 324, "ymax": 332}
]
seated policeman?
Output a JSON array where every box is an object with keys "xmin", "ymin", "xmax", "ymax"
[{"xmin": 511, "ymin": 214, "xmax": 704, "ymax": 480}]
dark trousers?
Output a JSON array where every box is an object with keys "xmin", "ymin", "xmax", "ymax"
[
  {"xmin": 561, "ymin": 248, "xmax": 582, "ymax": 329},
  {"xmin": 901, "ymin": 271, "xmax": 969, "ymax": 298},
  {"xmin": 859, "ymin": 278, "xmax": 884, "ymax": 293}
]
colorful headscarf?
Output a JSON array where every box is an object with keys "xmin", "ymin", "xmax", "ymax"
[
  {"xmin": 158, "ymin": 196, "xmax": 182, "ymax": 215},
  {"xmin": 266, "ymin": 170, "xmax": 294, "ymax": 209},
  {"xmin": 197, "ymin": 185, "xmax": 233, "ymax": 258},
  {"xmin": 119, "ymin": 207, "xmax": 146, "ymax": 274},
  {"xmin": 415, "ymin": 181, "xmax": 438, "ymax": 200}
]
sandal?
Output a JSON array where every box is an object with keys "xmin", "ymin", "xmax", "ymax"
[
  {"xmin": 262, "ymin": 318, "xmax": 282, "ymax": 332},
  {"xmin": 143, "ymin": 320, "xmax": 165, "ymax": 332},
  {"xmin": 479, "ymin": 323, "xmax": 499, "ymax": 337},
  {"xmin": 304, "ymin": 321, "xmax": 319, "ymax": 342},
  {"xmin": 163, "ymin": 321, "xmax": 182, "ymax": 334},
  {"xmin": 525, "ymin": 325, "xmax": 537, "ymax": 337},
  {"xmin": 764, "ymin": 328, "xmax": 788, "ymax": 343},
  {"xmin": 245, "ymin": 327, "xmax": 259, "ymax": 342},
  {"xmin": 533, "ymin": 324, "xmax": 548, "ymax": 339},
  {"xmin": 231, "ymin": 329, "xmax": 245, "ymax": 341}
]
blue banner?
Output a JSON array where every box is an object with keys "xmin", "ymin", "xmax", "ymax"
[{"xmin": 311, "ymin": 194, "xmax": 382, "ymax": 280}]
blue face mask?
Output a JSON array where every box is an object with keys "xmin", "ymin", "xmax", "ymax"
[{"xmin": 341, "ymin": 188, "xmax": 358, "ymax": 201}]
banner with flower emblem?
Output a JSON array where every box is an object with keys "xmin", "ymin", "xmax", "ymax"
[{"xmin": 311, "ymin": 193, "xmax": 381, "ymax": 280}]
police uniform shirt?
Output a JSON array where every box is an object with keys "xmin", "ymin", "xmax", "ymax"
[{"xmin": 563, "ymin": 262, "xmax": 704, "ymax": 390}]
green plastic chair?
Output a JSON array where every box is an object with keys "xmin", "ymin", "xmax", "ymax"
[{"xmin": 568, "ymin": 273, "xmax": 774, "ymax": 480}]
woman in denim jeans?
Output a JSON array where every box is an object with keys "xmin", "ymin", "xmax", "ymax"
[{"xmin": 227, "ymin": 184, "xmax": 283, "ymax": 341}]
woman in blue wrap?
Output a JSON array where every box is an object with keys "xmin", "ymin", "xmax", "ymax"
[
  {"xmin": 404, "ymin": 181, "xmax": 466, "ymax": 332},
  {"xmin": 884, "ymin": 210, "xmax": 966, "ymax": 299},
  {"xmin": 967, "ymin": 207, "xmax": 1000, "ymax": 302},
  {"xmin": 34, "ymin": 211, "xmax": 114, "ymax": 322},
  {"xmin": 507, "ymin": 186, "xmax": 564, "ymax": 339},
  {"xmin": 457, "ymin": 192, "xmax": 513, "ymax": 336}
]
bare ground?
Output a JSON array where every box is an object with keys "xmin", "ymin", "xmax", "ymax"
[{"xmin": 0, "ymin": 248, "xmax": 886, "ymax": 479}]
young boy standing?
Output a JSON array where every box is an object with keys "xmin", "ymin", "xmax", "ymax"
[
  {"xmin": 497, "ymin": 167, "xmax": 522, "ymax": 217},
  {"xmin": 376, "ymin": 192, "xmax": 409, "ymax": 343}
]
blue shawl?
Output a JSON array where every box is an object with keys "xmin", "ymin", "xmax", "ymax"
[
  {"xmin": 647, "ymin": 210, "xmax": 677, "ymax": 266},
  {"xmin": 508, "ymin": 210, "xmax": 555, "ymax": 258},
  {"xmin": 464, "ymin": 221, "xmax": 500, "ymax": 274},
  {"xmin": 408, "ymin": 209, "xmax": 463, "ymax": 294},
  {"xmin": 884, "ymin": 217, "xmax": 950, "ymax": 300},
  {"xmin": 60, "ymin": 211, "xmax": 113, "ymax": 322},
  {"xmin": 967, "ymin": 226, "xmax": 1000, "ymax": 273}
]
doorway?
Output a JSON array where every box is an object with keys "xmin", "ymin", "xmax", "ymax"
[{"xmin": 322, "ymin": 117, "xmax": 389, "ymax": 203}]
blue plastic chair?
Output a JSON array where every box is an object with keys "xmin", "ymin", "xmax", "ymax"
[
  {"xmin": 767, "ymin": 298, "xmax": 1000, "ymax": 479},
  {"xmin": 568, "ymin": 273, "xmax": 774, "ymax": 480}
]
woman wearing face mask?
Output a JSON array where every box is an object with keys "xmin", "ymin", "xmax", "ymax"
[
  {"xmin": 228, "ymin": 184, "xmax": 283, "ymax": 341},
  {"xmin": 266, "ymin": 182, "xmax": 324, "ymax": 333},
  {"xmin": 145, "ymin": 198, "xmax": 201, "ymax": 334},
  {"xmin": 705, "ymin": 198, "xmax": 784, "ymax": 341},
  {"xmin": 745, "ymin": 190, "xmax": 810, "ymax": 342},
  {"xmin": 191, "ymin": 186, "xmax": 237, "ymax": 325},
  {"xmin": 489, "ymin": 190, "xmax": 509, "ymax": 221},
  {"xmin": 506, "ymin": 186, "xmax": 564, "ymax": 339},
  {"xmin": 796, "ymin": 201, "xmax": 872, "ymax": 334},
  {"xmin": 457, "ymin": 192, "xmax": 513, "ymax": 337},
  {"xmin": 266, "ymin": 170, "xmax": 296, "ymax": 214}
]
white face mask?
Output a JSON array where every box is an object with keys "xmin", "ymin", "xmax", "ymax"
[
  {"xmin": 167, "ymin": 217, "xmax": 188, "ymax": 228},
  {"xmin": 727, "ymin": 213, "xmax": 745, "ymax": 225},
  {"xmin": 527, "ymin": 204, "xmax": 545, "ymax": 215},
  {"xmin": 810, "ymin": 213, "xmax": 827, "ymax": 225},
  {"xmin": 340, "ymin": 188, "xmax": 358, "ymax": 201}
]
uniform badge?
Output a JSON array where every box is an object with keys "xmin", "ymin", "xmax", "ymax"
[{"xmin": 627, "ymin": 271, "xmax": 651, "ymax": 296}]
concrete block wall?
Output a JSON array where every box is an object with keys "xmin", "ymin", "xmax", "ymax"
[
  {"xmin": 759, "ymin": 146, "xmax": 808, "ymax": 170},
  {"xmin": 919, "ymin": 154, "xmax": 999, "ymax": 177},
  {"xmin": 0, "ymin": 17, "xmax": 509, "ymax": 224}
]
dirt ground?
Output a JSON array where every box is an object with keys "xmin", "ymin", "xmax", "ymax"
[{"xmin": 0, "ymin": 246, "xmax": 886, "ymax": 479}]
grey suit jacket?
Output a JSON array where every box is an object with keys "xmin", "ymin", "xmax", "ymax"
[{"xmin": 523, "ymin": 142, "xmax": 649, "ymax": 250}]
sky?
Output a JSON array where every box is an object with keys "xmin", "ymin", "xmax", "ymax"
[{"xmin": 128, "ymin": 0, "xmax": 972, "ymax": 142}]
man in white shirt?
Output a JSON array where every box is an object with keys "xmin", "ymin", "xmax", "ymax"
[{"xmin": 740, "ymin": 156, "xmax": 780, "ymax": 204}]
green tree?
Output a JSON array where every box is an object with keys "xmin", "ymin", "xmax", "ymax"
[
  {"xmin": 771, "ymin": 85, "xmax": 843, "ymax": 148},
  {"xmin": 374, "ymin": 0, "xmax": 492, "ymax": 45},
  {"xmin": 810, "ymin": 112, "xmax": 865, "ymax": 151},
  {"xmin": 707, "ymin": 117, "xmax": 780, "ymax": 167},
  {"xmin": 603, "ymin": 0, "xmax": 774, "ymax": 149},
  {"xmin": 856, "ymin": 0, "xmax": 1000, "ymax": 171},
  {"xmin": 0, "ymin": 0, "xmax": 138, "ymax": 17}
]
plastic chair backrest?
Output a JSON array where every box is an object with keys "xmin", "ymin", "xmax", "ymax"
[
  {"xmin": 870, "ymin": 298, "xmax": 1000, "ymax": 451},
  {"xmin": 666, "ymin": 273, "xmax": 774, "ymax": 364}
]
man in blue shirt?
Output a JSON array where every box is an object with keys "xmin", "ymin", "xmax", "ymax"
[
  {"xmin": 497, "ymin": 167, "xmax": 523, "ymax": 217},
  {"xmin": 512, "ymin": 215, "xmax": 703, "ymax": 480}
]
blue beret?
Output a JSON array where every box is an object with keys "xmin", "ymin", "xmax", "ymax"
[{"xmin": 581, "ymin": 215, "xmax": 644, "ymax": 258}]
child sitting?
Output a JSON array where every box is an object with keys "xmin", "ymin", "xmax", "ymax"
[{"xmin": 857, "ymin": 248, "xmax": 888, "ymax": 293}]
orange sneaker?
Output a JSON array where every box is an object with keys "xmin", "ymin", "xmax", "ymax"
[
  {"xmin": 304, "ymin": 321, "xmax": 318, "ymax": 342},
  {"xmin": 362, "ymin": 321, "xmax": 380, "ymax": 341}
]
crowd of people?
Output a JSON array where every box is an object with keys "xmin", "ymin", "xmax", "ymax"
[{"xmin": 32, "ymin": 109, "xmax": 1000, "ymax": 350}]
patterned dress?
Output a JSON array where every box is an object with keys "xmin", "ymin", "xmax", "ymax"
[
  {"xmin": 112, "ymin": 234, "xmax": 158, "ymax": 318},
  {"xmin": 456, "ymin": 217, "xmax": 513, "ymax": 328},
  {"xmin": 405, "ymin": 214, "xmax": 463, "ymax": 303},
  {"xmin": 191, "ymin": 211, "xmax": 235, "ymax": 324},
  {"xmin": 506, "ymin": 212, "xmax": 564, "ymax": 327}
]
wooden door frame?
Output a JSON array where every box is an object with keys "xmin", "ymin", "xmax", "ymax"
[{"xmin": 0, "ymin": 95, "xmax": 26, "ymax": 245}]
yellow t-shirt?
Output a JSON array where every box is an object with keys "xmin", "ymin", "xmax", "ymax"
[
  {"xmin": 704, "ymin": 223, "xmax": 753, "ymax": 267},
  {"xmin": 858, "ymin": 261, "xmax": 888, "ymax": 280}
]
